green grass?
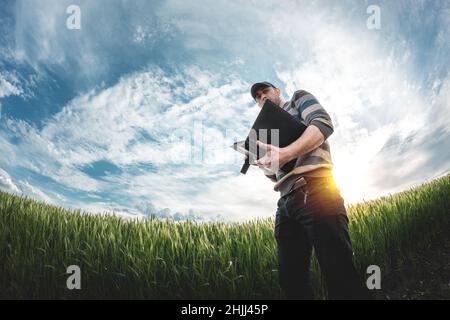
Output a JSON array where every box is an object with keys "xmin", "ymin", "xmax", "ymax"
[{"xmin": 1, "ymin": 175, "xmax": 449, "ymax": 299}]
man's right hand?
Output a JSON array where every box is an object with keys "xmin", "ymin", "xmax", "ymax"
[{"xmin": 259, "ymin": 165, "xmax": 277, "ymax": 175}]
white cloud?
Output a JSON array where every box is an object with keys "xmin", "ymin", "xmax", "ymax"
[
  {"xmin": 181, "ymin": 170, "xmax": 279, "ymax": 222},
  {"xmin": 73, "ymin": 202, "xmax": 145, "ymax": 220},
  {"xmin": 35, "ymin": 67, "xmax": 250, "ymax": 168},
  {"xmin": 17, "ymin": 180, "xmax": 54, "ymax": 204},
  {"xmin": 11, "ymin": 0, "xmax": 181, "ymax": 83},
  {"xmin": 0, "ymin": 168, "xmax": 21, "ymax": 194},
  {"xmin": 107, "ymin": 167, "xmax": 278, "ymax": 222},
  {"xmin": 269, "ymin": 7, "xmax": 448, "ymax": 204},
  {"xmin": 0, "ymin": 65, "xmax": 270, "ymax": 219},
  {"xmin": 0, "ymin": 73, "xmax": 23, "ymax": 98},
  {"xmin": 0, "ymin": 167, "xmax": 55, "ymax": 205}
]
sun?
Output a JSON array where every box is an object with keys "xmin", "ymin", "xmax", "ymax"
[{"xmin": 332, "ymin": 158, "xmax": 370, "ymax": 205}]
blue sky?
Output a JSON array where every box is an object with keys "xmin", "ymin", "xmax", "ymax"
[{"xmin": 0, "ymin": 0, "xmax": 449, "ymax": 221}]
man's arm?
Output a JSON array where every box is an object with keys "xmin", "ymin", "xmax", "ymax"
[
  {"xmin": 256, "ymin": 126, "xmax": 324, "ymax": 168},
  {"xmin": 283, "ymin": 125, "xmax": 325, "ymax": 163},
  {"xmin": 284, "ymin": 90, "xmax": 334, "ymax": 161},
  {"xmin": 257, "ymin": 90, "xmax": 334, "ymax": 170}
]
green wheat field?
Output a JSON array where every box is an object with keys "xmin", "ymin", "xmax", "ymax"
[{"xmin": 1, "ymin": 175, "xmax": 449, "ymax": 299}]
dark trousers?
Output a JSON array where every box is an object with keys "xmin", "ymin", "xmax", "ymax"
[{"xmin": 275, "ymin": 175, "xmax": 369, "ymax": 300}]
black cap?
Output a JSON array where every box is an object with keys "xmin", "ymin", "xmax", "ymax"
[{"xmin": 250, "ymin": 82, "xmax": 276, "ymax": 100}]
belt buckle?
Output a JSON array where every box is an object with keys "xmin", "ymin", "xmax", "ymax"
[
  {"xmin": 291, "ymin": 177, "xmax": 307, "ymax": 193},
  {"xmin": 281, "ymin": 176, "xmax": 307, "ymax": 198}
]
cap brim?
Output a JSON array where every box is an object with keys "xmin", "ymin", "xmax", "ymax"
[{"xmin": 251, "ymin": 83, "xmax": 271, "ymax": 99}]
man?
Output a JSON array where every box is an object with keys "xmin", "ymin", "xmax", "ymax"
[{"xmin": 250, "ymin": 82, "xmax": 369, "ymax": 300}]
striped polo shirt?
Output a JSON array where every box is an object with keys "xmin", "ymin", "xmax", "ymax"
[{"xmin": 265, "ymin": 90, "xmax": 335, "ymax": 192}]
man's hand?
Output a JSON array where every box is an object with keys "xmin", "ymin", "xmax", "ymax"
[
  {"xmin": 256, "ymin": 125, "xmax": 326, "ymax": 173},
  {"xmin": 255, "ymin": 140, "xmax": 292, "ymax": 171}
]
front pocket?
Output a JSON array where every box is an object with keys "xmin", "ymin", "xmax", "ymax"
[
  {"xmin": 308, "ymin": 185, "xmax": 344, "ymax": 216},
  {"xmin": 286, "ymin": 186, "xmax": 308, "ymax": 209}
]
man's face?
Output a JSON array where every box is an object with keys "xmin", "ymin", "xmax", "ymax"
[{"xmin": 254, "ymin": 86, "xmax": 281, "ymax": 108}]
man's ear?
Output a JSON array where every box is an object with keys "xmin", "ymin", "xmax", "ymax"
[{"xmin": 274, "ymin": 87, "xmax": 281, "ymax": 95}]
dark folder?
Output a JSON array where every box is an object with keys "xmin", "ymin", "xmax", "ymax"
[{"xmin": 234, "ymin": 99, "xmax": 307, "ymax": 174}]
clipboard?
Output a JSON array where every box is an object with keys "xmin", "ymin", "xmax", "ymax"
[{"xmin": 233, "ymin": 99, "xmax": 308, "ymax": 174}]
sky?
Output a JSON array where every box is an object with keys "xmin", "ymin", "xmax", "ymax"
[{"xmin": 0, "ymin": 0, "xmax": 449, "ymax": 222}]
